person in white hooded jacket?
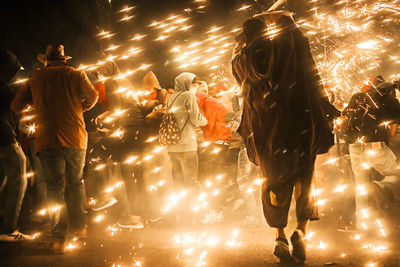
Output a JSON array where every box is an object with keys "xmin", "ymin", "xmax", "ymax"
[{"xmin": 166, "ymin": 73, "xmax": 207, "ymax": 190}]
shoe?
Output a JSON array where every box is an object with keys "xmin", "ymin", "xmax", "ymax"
[
  {"xmin": 290, "ymin": 229, "xmax": 306, "ymax": 262},
  {"xmin": 337, "ymin": 217, "xmax": 357, "ymax": 232},
  {"xmin": 149, "ymin": 216, "xmax": 163, "ymax": 223},
  {"xmin": 90, "ymin": 196, "xmax": 118, "ymax": 211},
  {"xmin": 0, "ymin": 231, "xmax": 33, "ymax": 242},
  {"xmin": 369, "ymin": 181, "xmax": 393, "ymax": 212},
  {"xmin": 117, "ymin": 216, "xmax": 144, "ymax": 229},
  {"xmin": 273, "ymin": 238, "xmax": 292, "ymax": 261},
  {"xmin": 74, "ymin": 225, "xmax": 88, "ymax": 239},
  {"xmin": 49, "ymin": 241, "xmax": 66, "ymax": 254}
]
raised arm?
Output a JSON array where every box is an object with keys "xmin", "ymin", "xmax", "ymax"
[
  {"xmin": 186, "ymin": 92, "xmax": 207, "ymax": 127},
  {"xmin": 78, "ymin": 70, "xmax": 99, "ymax": 112},
  {"xmin": 11, "ymin": 82, "xmax": 32, "ymax": 113}
]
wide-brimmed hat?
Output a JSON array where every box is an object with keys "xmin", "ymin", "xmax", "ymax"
[{"xmin": 37, "ymin": 44, "xmax": 71, "ymax": 64}]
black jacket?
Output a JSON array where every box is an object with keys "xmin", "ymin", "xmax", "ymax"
[
  {"xmin": 343, "ymin": 85, "xmax": 400, "ymax": 144},
  {"xmin": 0, "ymin": 49, "xmax": 21, "ymax": 146}
]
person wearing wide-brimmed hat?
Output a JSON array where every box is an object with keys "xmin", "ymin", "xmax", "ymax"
[
  {"xmin": 12, "ymin": 44, "xmax": 98, "ymax": 253},
  {"xmin": 232, "ymin": 12, "xmax": 339, "ymax": 262}
]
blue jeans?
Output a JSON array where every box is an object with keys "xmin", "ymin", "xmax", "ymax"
[
  {"xmin": 39, "ymin": 148, "xmax": 87, "ymax": 242},
  {"xmin": 0, "ymin": 143, "xmax": 27, "ymax": 234}
]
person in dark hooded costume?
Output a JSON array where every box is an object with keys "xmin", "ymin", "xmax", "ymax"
[
  {"xmin": 232, "ymin": 11, "xmax": 339, "ymax": 261},
  {"xmin": 0, "ymin": 49, "xmax": 32, "ymax": 242}
]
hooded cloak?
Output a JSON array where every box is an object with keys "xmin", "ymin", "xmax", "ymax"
[{"xmin": 232, "ymin": 16, "xmax": 339, "ymax": 182}]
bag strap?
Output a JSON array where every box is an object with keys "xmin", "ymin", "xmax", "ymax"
[
  {"xmin": 166, "ymin": 91, "xmax": 185, "ymax": 110},
  {"xmin": 165, "ymin": 91, "xmax": 189, "ymax": 133},
  {"xmin": 179, "ymin": 116, "xmax": 189, "ymax": 134}
]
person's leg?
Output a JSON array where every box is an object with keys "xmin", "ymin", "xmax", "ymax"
[
  {"xmin": 348, "ymin": 144, "xmax": 371, "ymax": 226},
  {"xmin": 132, "ymin": 155, "xmax": 146, "ymax": 215},
  {"xmin": 0, "ymin": 144, "xmax": 27, "ymax": 234},
  {"xmin": 142, "ymin": 144, "xmax": 157, "ymax": 217},
  {"xmin": 237, "ymin": 146, "xmax": 259, "ymax": 217},
  {"xmin": 260, "ymin": 173, "xmax": 293, "ymax": 231},
  {"xmin": 260, "ymin": 158, "xmax": 293, "ymax": 262},
  {"xmin": 290, "ymin": 154, "xmax": 317, "ymax": 262},
  {"xmin": 30, "ymin": 141, "xmax": 47, "ymax": 212},
  {"xmin": 168, "ymin": 152, "xmax": 184, "ymax": 189},
  {"xmin": 294, "ymin": 165, "xmax": 317, "ymax": 232},
  {"xmin": 120, "ymin": 159, "xmax": 146, "ymax": 217},
  {"xmin": 113, "ymin": 163, "xmax": 134, "ymax": 220},
  {"xmin": 276, "ymin": 228, "xmax": 286, "ymax": 240},
  {"xmin": 197, "ymin": 144, "xmax": 209, "ymax": 183},
  {"xmin": 63, "ymin": 148, "xmax": 87, "ymax": 232},
  {"xmin": 181, "ymin": 152, "xmax": 199, "ymax": 188},
  {"xmin": 366, "ymin": 143, "xmax": 400, "ymax": 207},
  {"xmin": 39, "ymin": 148, "xmax": 68, "ymax": 242},
  {"xmin": 366, "ymin": 142, "xmax": 400, "ymax": 177},
  {"xmin": 338, "ymin": 150, "xmax": 356, "ymax": 226}
]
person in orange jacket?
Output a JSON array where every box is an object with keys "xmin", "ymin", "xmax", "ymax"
[
  {"xmin": 195, "ymin": 82, "xmax": 232, "ymax": 189},
  {"xmin": 195, "ymin": 85, "xmax": 231, "ymax": 143}
]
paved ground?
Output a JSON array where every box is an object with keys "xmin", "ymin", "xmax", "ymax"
[{"xmin": 1, "ymin": 214, "xmax": 400, "ymax": 267}]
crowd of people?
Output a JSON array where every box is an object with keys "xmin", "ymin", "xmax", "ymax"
[{"xmin": 0, "ymin": 10, "xmax": 399, "ymax": 262}]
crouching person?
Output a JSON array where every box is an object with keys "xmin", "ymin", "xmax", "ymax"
[
  {"xmin": 12, "ymin": 45, "xmax": 98, "ymax": 253},
  {"xmin": 0, "ymin": 49, "xmax": 31, "ymax": 241}
]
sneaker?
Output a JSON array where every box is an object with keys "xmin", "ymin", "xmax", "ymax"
[
  {"xmin": 49, "ymin": 241, "xmax": 66, "ymax": 254},
  {"xmin": 117, "ymin": 216, "xmax": 144, "ymax": 229},
  {"xmin": 273, "ymin": 238, "xmax": 292, "ymax": 262},
  {"xmin": 290, "ymin": 229, "xmax": 306, "ymax": 262},
  {"xmin": 0, "ymin": 231, "xmax": 33, "ymax": 242},
  {"xmin": 90, "ymin": 196, "xmax": 118, "ymax": 211},
  {"xmin": 149, "ymin": 216, "xmax": 163, "ymax": 223}
]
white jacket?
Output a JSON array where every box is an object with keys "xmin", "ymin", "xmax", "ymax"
[{"xmin": 166, "ymin": 73, "xmax": 207, "ymax": 152}]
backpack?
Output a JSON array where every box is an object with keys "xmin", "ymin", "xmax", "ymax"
[{"xmin": 159, "ymin": 92, "xmax": 189, "ymax": 145}]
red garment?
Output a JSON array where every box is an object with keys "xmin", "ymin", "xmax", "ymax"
[
  {"xmin": 148, "ymin": 88, "xmax": 158, "ymax": 100},
  {"xmin": 95, "ymin": 81, "xmax": 108, "ymax": 110},
  {"xmin": 196, "ymin": 92, "xmax": 231, "ymax": 142}
]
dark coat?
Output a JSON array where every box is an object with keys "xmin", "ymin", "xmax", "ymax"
[
  {"xmin": 0, "ymin": 49, "xmax": 21, "ymax": 146},
  {"xmin": 342, "ymin": 83, "xmax": 400, "ymax": 144},
  {"xmin": 232, "ymin": 21, "xmax": 339, "ymax": 180}
]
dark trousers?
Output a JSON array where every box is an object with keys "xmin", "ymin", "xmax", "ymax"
[
  {"xmin": 39, "ymin": 148, "xmax": 87, "ymax": 242},
  {"xmin": 198, "ymin": 143, "xmax": 229, "ymax": 183},
  {"xmin": 0, "ymin": 143, "xmax": 27, "ymax": 233},
  {"xmin": 260, "ymin": 151, "xmax": 317, "ymax": 228}
]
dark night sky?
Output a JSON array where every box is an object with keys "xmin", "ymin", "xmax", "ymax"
[{"xmin": 0, "ymin": 0, "xmax": 312, "ymax": 85}]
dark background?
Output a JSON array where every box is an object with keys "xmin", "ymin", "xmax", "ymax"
[{"xmin": 0, "ymin": 0, "xmax": 317, "ymax": 86}]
